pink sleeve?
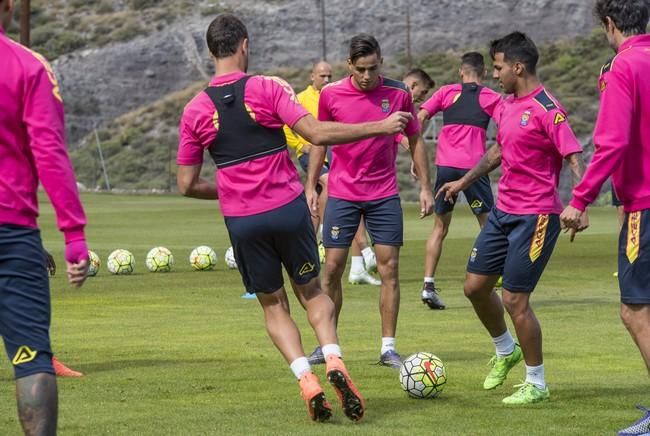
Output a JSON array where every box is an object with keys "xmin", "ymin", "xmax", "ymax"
[
  {"xmin": 403, "ymin": 94, "xmax": 420, "ymax": 137},
  {"xmin": 541, "ymin": 109, "xmax": 582, "ymax": 158},
  {"xmin": 420, "ymin": 88, "xmax": 444, "ymax": 118},
  {"xmin": 263, "ymin": 77, "xmax": 310, "ymax": 128},
  {"xmin": 23, "ymin": 63, "xmax": 86, "ymax": 240},
  {"xmin": 480, "ymin": 89, "xmax": 502, "ymax": 117},
  {"xmin": 318, "ymin": 88, "xmax": 334, "ymax": 122},
  {"xmin": 177, "ymin": 106, "xmax": 207, "ymax": 166},
  {"xmin": 571, "ymin": 69, "xmax": 633, "ymax": 211}
]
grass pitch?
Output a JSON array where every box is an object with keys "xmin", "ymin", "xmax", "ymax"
[{"xmin": 0, "ymin": 193, "xmax": 646, "ymax": 435}]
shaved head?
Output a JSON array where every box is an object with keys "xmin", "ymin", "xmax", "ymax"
[{"xmin": 311, "ymin": 61, "xmax": 332, "ymax": 91}]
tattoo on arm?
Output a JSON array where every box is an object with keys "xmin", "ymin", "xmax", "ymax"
[
  {"xmin": 567, "ymin": 153, "xmax": 586, "ymax": 187},
  {"xmin": 463, "ymin": 143, "xmax": 502, "ymax": 185}
]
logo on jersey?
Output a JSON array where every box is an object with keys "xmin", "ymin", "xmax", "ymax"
[
  {"xmin": 626, "ymin": 211, "xmax": 641, "ymax": 264},
  {"xmin": 520, "ymin": 110, "xmax": 531, "ymax": 127},
  {"xmin": 212, "ymin": 111, "xmax": 220, "ymax": 130},
  {"xmin": 381, "ymin": 99, "xmax": 390, "ymax": 113},
  {"xmin": 470, "ymin": 200, "xmax": 483, "ymax": 209},
  {"xmin": 299, "ymin": 262, "xmax": 316, "ymax": 276},
  {"xmin": 469, "ymin": 247, "xmax": 478, "ymax": 263},
  {"xmin": 599, "ymin": 78, "xmax": 607, "ymax": 92},
  {"xmin": 553, "ymin": 113, "xmax": 566, "ymax": 125},
  {"xmin": 331, "ymin": 226, "xmax": 340, "ymax": 240},
  {"xmin": 529, "ymin": 214, "xmax": 549, "ymax": 263},
  {"xmin": 12, "ymin": 346, "xmax": 37, "ymax": 366}
]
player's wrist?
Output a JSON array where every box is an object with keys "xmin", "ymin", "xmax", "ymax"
[
  {"xmin": 63, "ymin": 228, "xmax": 86, "ymax": 244},
  {"xmin": 64, "ymin": 239, "xmax": 88, "ymax": 264},
  {"xmin": 569, "ymin": 197, "xmax": 587, "ymax": 213}
]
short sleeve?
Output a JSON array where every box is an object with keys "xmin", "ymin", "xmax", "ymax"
[{"xmin": 541, "ymin": 109, "xmax": 582, "ymax": 157}]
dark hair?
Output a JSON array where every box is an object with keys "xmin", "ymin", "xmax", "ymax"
[
  {"xmin": 349, "ymin": 33, "xmax": 381, "ymax": 63},
  {"xmin": 404, "ymin": 68, "xmax": 435, "ymax": 88},
  {"xmin": 594, "ymin": 0, "xmax": 648, "ymax": 36},
  {"xmin": 489, "ymin": 31, "xmax": 539, "ymax": 74},
  {"xmin": 460, "ymin": 52, "xmax": 485, "ymax": 75},
  {"xmin": 206, "ymin": 13, "xmax": 248, "ymax": 59}
]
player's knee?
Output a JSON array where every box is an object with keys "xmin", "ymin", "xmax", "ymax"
[
  {"xmin": 377, "ymin": 256, "xmax": 398, "ymax": 277},
  {"xmin": 619, "ymin": 304, "xmax": 636, "ymax": 330},
  {"xmin": 324, "ymin": 258, "xmax": 346, "ymax": 279},
  {"xmin": 502, "ymin": 293, "xmax": 528, "ymax": 316}
]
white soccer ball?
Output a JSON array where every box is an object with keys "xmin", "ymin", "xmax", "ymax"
[
  {"xmin": 224, "ymin": 246, "xmax": 237, "ymax": 269},
  {"xmin": 399, "ymin": 352, "xmax": 447, "ymax": 399},
  {"xmin": 107, "ymin": 249, "xmax": 135, "ymax": 275},
  {"xmin": 145, "ymin": 246, "xmax": 174, "ymax": 272},
  {"xmin": 189, "ymin": 246, "xmax": 217, "ymax": 271},
  {"xmin": 87, "ymin": 250, "xmax": 101, "ymax": 277}
]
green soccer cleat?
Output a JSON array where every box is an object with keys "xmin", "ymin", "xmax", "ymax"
[
  {"xmin": 483, "ymin": 344, "xmax": 523, "ymax": 390},
  {"xmin": 502, "ymin": 382, "xmax": 550, "ymax": 405}
]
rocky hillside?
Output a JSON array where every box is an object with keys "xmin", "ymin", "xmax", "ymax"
[{"xmin": 5, "ymin": 0, "xmax": 630, "ymax": 196}]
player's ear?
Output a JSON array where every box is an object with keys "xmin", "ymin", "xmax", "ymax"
[
  {"xmin": 240, "ymin": 38, "xmax": 249, "ymax": 55},
  {"xmin": 604, "ymin": 16, "xmax": 615, "ymax": 34}
]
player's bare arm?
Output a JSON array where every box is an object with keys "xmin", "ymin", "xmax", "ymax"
[
  {"xmin": 436, "ymin": 143, "xmax": 502, "ymax": 203},
  {"xmin": 177, "ymin": 164, "xmax": 218, "ymax": 200},
  {"xmin": 560, "ymin": 152, "xmax": 589, "ymax": 240},
  {"xmin": 408, "ymin": 135, "xmax": 433, "ymax": 218},
  {"xmin": 292, "ymin": 111, "xmax": 412, "ymax": 146},
  {"xmin": 305, "ymin": 146, "xmax": 326, "ymax": 217}
]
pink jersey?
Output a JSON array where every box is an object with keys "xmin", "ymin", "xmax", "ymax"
[
  {"xmin": 570, "ymin": 35, "xmax": 650, "ymax": 213},
  {"xmin": 318, "ymin": 76, "xmax": 419, "ymax": 201},
  {"xmin": 494, "ymin": 86, "xmax": 582, "ymax": 215},
  {"xmin": 0, "ymin": 27, "xmax": 86, "ymax": 242},
  {"xmin": 177, "ymin": 71, "xmax": 309, "ymax": 217},
  {"xmin": 421, "ymin": 84, "xmax": 502, "ymax": 169}
]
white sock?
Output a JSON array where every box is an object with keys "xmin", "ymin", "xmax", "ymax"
[
  {"xmin": 381, "ymin": 337, "xmax": 395, "ymax": 355},
  {"xmin": 361, "ymin": 247, "xmax": 374, "ymax": 260},
  {"xmin": 290, "ymin": 357, "xmax": 311, "ymax": 379},
  {"xmin": 492, "ymin": 331, "xmax": 516, "ymax": 357},
  {"xmin": 424, "ymin": 276, "xmax": 434, "ymax": 284},
  {"xmin": 525, "ymin": 363, "xmax": 546, "ymax": 389},
  {"xmin": 321, "ymin": 344, "xmax": 342, "ymax": 358},
  {"xmin": 350, "ymin": 256, "xmax": 365, "ymax": 274}
]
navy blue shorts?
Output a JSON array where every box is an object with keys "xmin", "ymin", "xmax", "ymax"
[
  {"xmin": 323, "ymin": 195, "xmax": 403, "ymax": 248},
  {"xmin": 434, "ymin": 166, "xmax": 493, "ymax": 215},
  {"xmin": 466, "ymin": 209, "xmax": 560, "ymax": 292},
  {"xmin": 618, "ymin": 210, "xmax": 650, "ymax": 304},
  {"xmin": 612, "ymin": 185, "xmax": 622, "ymax": 207},
  {"xmin": 0, "ymin": 225, "xmax": 54, "ymax": 379},
  {"xmin": 224, "ymin": 193, "xmax": 320, "ymax": 294}
]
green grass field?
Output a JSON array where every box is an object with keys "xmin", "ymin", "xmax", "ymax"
[{"xmin": 0, "ymin": 193, "xmax": 646, "ymax": 435}]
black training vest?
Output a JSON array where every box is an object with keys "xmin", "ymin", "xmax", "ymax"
[
  {"xmin": 204, "ymin": 76, "xmax": 287, "ymax": 169},
  {"xmin": 442, "ymin": 83, "xmax": 491, "ymax": 130}
]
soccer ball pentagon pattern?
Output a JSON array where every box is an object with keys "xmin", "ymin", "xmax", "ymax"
[
  {"xmin": 399, "ymin": 352, "xmax": 447, "ymax": 399},
  {"xmin": 224, "ymin": 246, "xmax": 237, "ymax": 269},
  {"xmin": 190, "ymin": 246, "xmax": 217, "ymax": 271},
  {"xmin": 146, "ymin": 246, "xmax": 174, "ymax": 272},
  {"xmin": 107, "ymin": 249, "xmax": 135, "ymax": 275},
  {"xmin": 87, "ymin": 250, "xmax": 101, "ymax": 277}
]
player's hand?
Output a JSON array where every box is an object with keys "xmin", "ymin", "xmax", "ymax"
[
  {"xmin": 43, "ymin": 249, "xmax": 56, "ymax": 276},
  {"xmin": 66, "ymin": 258, "xmax": 89, "ymax": 288},
  {"xmin": 419, "ymin": 189, "xmax": 434, "ymax": 219},
  {"xmin": 305, "ymin": 187, "xmax": 319, "ymax": 218},
  {"xmin": 382, "ymin": 111, "xmax": 413, "ymax": 134},
  {"xmin": 436, "ymin": 179, "xmax": 464, "ymax": 204},
  {"xmin": 560, "ymin": 205, "xmax": 589, "ymax": 242},
  {"xmin": 410, "ymin": 161, "xmax": 418, "ymax": 180}
]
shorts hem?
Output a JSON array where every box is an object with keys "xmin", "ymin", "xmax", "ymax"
[
  {"xmin": 501, "ymin": 284, "xmax": 534, "ymax": 293},
  {"xmin": 292, "ymin": 273, "xmax": 319, "ymax": 285},
  {"xmin": 466, "ymin": 267, "xmax": 502, "ymax": 276},
  {"xmin": 621, "ymin": 298, "xmax": 650, "ymax": 305},
  {"xmin": 15, "ymin": 367, "xmax": 55, "ymax": 380},
  {"xmin": 372, "ymin": 240, "xmax": 403, "ymax": 247}
]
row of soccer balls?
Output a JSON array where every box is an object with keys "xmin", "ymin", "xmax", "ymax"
[{"xmin": 87, "ymin": 246, "xmax": 238, "ymax": 276}]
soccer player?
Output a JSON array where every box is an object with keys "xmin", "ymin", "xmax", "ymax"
[
  {"xmin": 560, "ymin": 1, "xmax": 650, "ymax": 433},
  {"xmin": 0, "ymin": 0, "xmax": 90, "ymax": 433},
  {"xmin": 306, "ymin": 33, "xmax": 434, "ymax": 369},
  {"xmin": 438, "ymin": 32, "xmax": 587, "ymax": 404},
  {"xmin": 176, "ymin": 14, "xmax": 411, "ymax": 422},
  {"xmin": 403, "ymin": 68, "xmax": 435, "ymax": 105},
  {"xmin": 417, "ymin": 52, "xmax": 502, "ymax": 310},
  {"xmin": 283, "ymin": 61, "xmax": 380, "ymax": 290}
]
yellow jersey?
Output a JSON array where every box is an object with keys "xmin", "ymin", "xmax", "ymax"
[{"xmin": 283, "ymin": 85, "xmax": 320, "ymax": 158}]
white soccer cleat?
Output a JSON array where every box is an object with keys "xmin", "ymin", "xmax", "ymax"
[
  {"xmin": 348, "ymin": 270, "xmax": 381, "ymax": 285},
  {"xmin": 363, "ymin": 251, "xmax": 378, "ymax": 273}
]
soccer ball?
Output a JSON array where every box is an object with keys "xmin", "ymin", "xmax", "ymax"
[
  {"xmin": 399, "ymin": 352, "xmax": 447, "ymax": 399},
  {"xmin": 87, "ymin": 250, "xmax": 101, "ymax": 277},
  {"xmin": 145, "ymin": 246, "xmax": 174, "ymax": 272},
  {"xmin": 107, "ymin": 249, "xmax": 135, "ymax": 275},
  {"xmin": 224, "ymin": 246, "xmax": 237, "ymax": 269},
  {"xmin": 189, "ymin": 246, "xmax": 217, "ymax": 271}
]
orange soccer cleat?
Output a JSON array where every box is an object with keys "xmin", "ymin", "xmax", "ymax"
[
  {"xmin": 52, "ymin": 356, "xmax": 83, "ymax": 377},
  {"xmin": 325, "ymin": 355, "xmax": 365, "ymax": 421},
  {"xmin": 298, "ymin": 372, "xmax": 332, "ymax": 422}
]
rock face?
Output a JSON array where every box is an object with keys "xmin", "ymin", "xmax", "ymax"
[{"xmin": 54, "ymin": 0, "xmax": 600, "ymax": 143}]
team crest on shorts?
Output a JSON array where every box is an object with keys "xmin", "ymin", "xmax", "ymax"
[
  {"xmin": 470, "ymin": 247, "xmax": 478, "ymax": 263},
  {"xmin": 520, "ymin": 110, "xmax": 531, "ymax": 127},
  {"xmin": 331, "ymin": 226, "xmax": 340, "ymax": 240},
  {"xmin": 12, "ymin": 346, "xmax": 37, "ymax": 365},
  {"xmin": 381, "ymin": 99, "xmax": 390, "ymax": 113}
]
